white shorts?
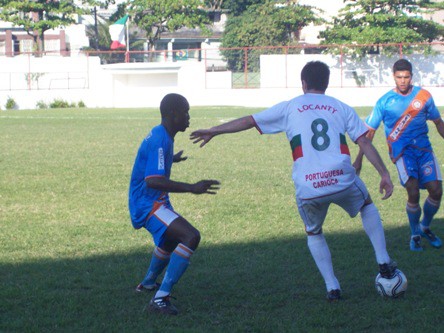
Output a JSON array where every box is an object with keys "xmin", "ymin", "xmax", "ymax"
[{"xmin": 296, "ymin": 176, "xmax": 369, "ymax": 234}]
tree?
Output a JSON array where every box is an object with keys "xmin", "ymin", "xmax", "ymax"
[
  {"xmin": 128, "ymin": 0, "xmax": 212, "ymax": 52},
  {"xmin": 0, "ymin": 0, "xmax": 87, "ymax": 54},
  {"xmin": 221, "ymin": 1, "xmax": 323, "ymax": 71},
  {"xmin": 320, "ymin": 0, "xmax": 444, "ymax": 56},
  {"xmin": 86, "ymin": 0, "xmax": 116, "ymax": 50},
  {"xmin": 85, "ymin": 17, "xmax": 112, "ymax": 51},
  {"xmin": 221, "ymin": 0, "xmax": 265, "ymax": 16},
  {"xmin": 205, "ymin": 0, "xmax": 224, "ymax": 11}
]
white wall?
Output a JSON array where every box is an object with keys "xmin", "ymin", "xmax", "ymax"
[
  {"xmin": 1, "ymin": 55, "xmax": 444, "ymax": 110},
  {"xmin": 260, "ymin": 54, "xmax": 444, "ymax": 88}
]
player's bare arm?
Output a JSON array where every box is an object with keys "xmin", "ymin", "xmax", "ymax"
[
  {"xmin": 356, "ymin": 135, "xmax": 393, "ymax": 200},
  {"xmin": 433, "ymin": 118, "xmax": 444, "ymax": 139},
  {"xmin": 190, "ymin": 116, "xmax": 256, "ymax": 147},
  {"xmin": 353, "ymin": 129, "xmax": 376, "ymax": 175},
  {"xmin": 146, "ymin": 177, "xmax": 220, "ymax": 194}
]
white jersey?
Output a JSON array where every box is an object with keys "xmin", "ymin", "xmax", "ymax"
[{"xmin": 252, "ymin": 93, "xmax": 368, "ymax": 199}]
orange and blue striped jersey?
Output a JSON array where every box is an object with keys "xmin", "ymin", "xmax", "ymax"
[
  {"xmin": 129, "ymin": 125, "xmax": 173, "ymax": 228},
  {"xmin": 366, "ymin": 86, "xmax": 441, "ymax": 162}
]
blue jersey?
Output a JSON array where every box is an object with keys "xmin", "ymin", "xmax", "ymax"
[
  {"xmin": 129, "ymin": 125, "xmax": 174, "ymax": 229},
  {"xmin": 366, "ymin": 86, "xmax": 441, "ymax": 162}
]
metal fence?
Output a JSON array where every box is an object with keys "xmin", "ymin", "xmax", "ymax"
[
  {"xmin": 1, "ymin": 42, "xmax": 443, "ymax": 91},
  {"xmin": 0, "ymin": 51, "xmax": 90, "ymax": 91}
]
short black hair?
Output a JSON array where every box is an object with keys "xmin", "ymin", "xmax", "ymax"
[
  {"xmin": 393, "ymin": 59, "xmax": 412, "ymax": 74},
  {"xmin": 160, "ymin": 93, "xmax": 189, "ymax": 118},
  {"xmin": 301, "ymin": 61, "xmax": 330, "ymax": 92}
]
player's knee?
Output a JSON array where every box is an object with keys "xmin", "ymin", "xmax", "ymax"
[
  {"xmin": 306, "ymin": 228, "xmax": 323, "ymax": 236},
  {"xmin": 429, "ymin": 185, "xmax": 442, "ymax": 201},
  {"xmin": 360, "ymin": 202, "xmax": 379, "ymax": 218},
  {"xmin": 184, "ymin": 228, "xmax": 201, "ymax": 250},
  {"xmin": 406, "ymin": 188, "xmax": 420, "ymax": 203}
]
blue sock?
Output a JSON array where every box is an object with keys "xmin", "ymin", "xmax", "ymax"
[
  {"xmin": 421, "ymin": 197, "xmax": 440, "ymax": 229},
  {"xmin": 156, "ymin": 243, "xmax": 193, "ymax": 297},
  {"xmin": 406, "ymin": 203, "xmax": 421, "ymax": 236},
  {"xmin": 141, "ymin": 247, "xmax": 171, "ymax": 286}
]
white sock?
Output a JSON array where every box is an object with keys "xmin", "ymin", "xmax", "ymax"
[
  {"xmin": 360, "ymin": 203, "xmax": 391, "ymax": 264},
  {"xmin": 307, "ymin": 233, "xmax": 340, "ymax": 291},
  {"xmin": 154, "ymin": 290, "xmax": 169, "ymax": 298}
]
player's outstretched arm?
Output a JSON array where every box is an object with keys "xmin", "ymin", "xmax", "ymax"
[
  {"xmin": 190, "ymin": 116, "xmax": 256, "ymax": 147},
  {"xmin": 173, "ymin": 150, "xmax": 187, "ymax": 163},
  {"xmin": 356, "ymin": 135, "xmax": 393, "ymax": 200},
  {"xmin": 191, "ymin": 180, "xmax": 221, "ymax": 194},
  {"xmin": 146, "ymin": 177, "xmax": 220, "ymax": 195}
]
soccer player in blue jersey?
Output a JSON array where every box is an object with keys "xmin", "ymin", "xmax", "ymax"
[
  {"xmin": 354, "ymin": 59, "xmax": 444, "ymax": 251},
  {"xmin": 129, "ymin": 93, "xmax": 220, "ymax": 315}
]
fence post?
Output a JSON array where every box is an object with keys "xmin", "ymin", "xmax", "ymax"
[
  {"xmin": 244, "ymin": 47, "xmax": 248, "ymax": 88},
  {"xmin": 86, "ymin": 52, "xmax": 90, "ymax": 89},
  {"xmin": 27, "ymin": 53, "xmax": 31, "ymax": 90},
  {"xmin": 204, "ymin": 49, "xmax": 207, "ymax": 89},
  {"xmin": 340, "ymin": 45, "xmax": 343, "ymax": 88},
  {"xmin": 285, "ymin": 46, "xmax": 288, "ymax": 88}
]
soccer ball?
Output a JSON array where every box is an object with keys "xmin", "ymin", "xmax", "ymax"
[{"xmin": 375, "ymin": 269, "xmax": 407, "ymax": 298}]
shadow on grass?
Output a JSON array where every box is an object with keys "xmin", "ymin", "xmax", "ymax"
[{"xmin": 1, "ymin": 223, "xmax": 443, "ymax": 333}]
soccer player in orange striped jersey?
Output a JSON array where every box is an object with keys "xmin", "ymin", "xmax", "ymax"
[
  {"xmin": 191, "ymin": 61, "xmax": 401, "ymax": 301},
  {"xmin": 354, "ymin": 59, "xmax": 444, "ymax": 252}
]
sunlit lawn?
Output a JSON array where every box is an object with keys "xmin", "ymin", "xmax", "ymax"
[{"xmin": 1, "ymin": 106, "xmax": 443, "ymax": 332}]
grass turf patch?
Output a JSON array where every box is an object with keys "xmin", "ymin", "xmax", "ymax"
[{"xmin": 1, "ymin": 106, "xmax": 443, "ymax": 332}]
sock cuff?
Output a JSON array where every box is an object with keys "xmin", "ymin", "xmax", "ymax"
[
  {"xmin": 173, "ymin": 243, "xmax": 194, "ymax": 259},
  {"xmin": 154, "ymin": 246, "xmax": 171, "ymax": 260},
  {"xmin": 425, "ymin": 197, "xmax": 440, "ymax": 207},
  {"xmin": 406, "ymin": 202, "xmax": 420, "ymax": 212}
]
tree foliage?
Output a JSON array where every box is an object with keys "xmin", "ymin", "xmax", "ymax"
[
  {"xmin": 83, "ymin": 0, "xmax": 116, "ymax": 50},
  {"xmin": 204, "ymin": 0, "xmax": 224, "ymax": 11},
  {"xmin": 320, "ymin": 0, "xmax": 444, "ymax": 55},
  {"xmin": 128, "ymin": 0, "xmax": 212, "ymax": 51},
  {"xmin": 221, "ymin": 0, "xmax": 265, "ymax": 16},
  {"xmin": 85, "ymin": 18, "xmax": 112, "ymax": 51},
  {"xmin": 0, "ymin": 0, "xmax": 87, "ymax": 53},
  {"xmin": 221, "ymin": 1, "xmax": 323, "ymax": 71},
  {"xmin": 418, "ymin": 0, "xmax": 444, "ymax": 10}
]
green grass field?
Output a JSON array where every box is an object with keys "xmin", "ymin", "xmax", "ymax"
[{"xmin": 1, "ymin": 106, "xmax": 443, "ymax": 333}]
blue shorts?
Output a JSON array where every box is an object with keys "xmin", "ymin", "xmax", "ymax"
[
  {"xmin": 144, "ymin": 202, "xmax": 180, "ymax": 247},
  {"xmin": 395, "ymin": 147, "xmax": 442, "ymax": 189}
]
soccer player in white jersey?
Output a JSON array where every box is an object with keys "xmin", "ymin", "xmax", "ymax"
[
  {"xmin": 354, "ymin": 59, "xmax": 444, "ymax": 252},
  {"xmin": 129, "ymin": 93, "xmax": 220, "ymax": 315},
  {"xmin": 191, "ymin": 61, "xmax": 401, "ymax": 300}
]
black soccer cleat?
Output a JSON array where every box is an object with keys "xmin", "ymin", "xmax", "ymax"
[
  {"xmin": 149, "ymin": 295, "xmax": 178, "ymax": 315},
  {"xmin": 379, "ymin": 261, "xmax": 398, "ymax": 279},
  {"xmin": 420, "ymin": 228, "xmax": 442, "ymax": 248},
  {"xmin": 409, "ymin": 235, "xmax": 423, "ymax": 252},
  {"xmin": 327, "ymin": 289, "xmax": 342, "ymax": 301}
]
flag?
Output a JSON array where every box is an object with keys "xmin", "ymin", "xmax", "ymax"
[{"xmin": 109, "ymin": 15, "xmax": 129, "ymax": 50}]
